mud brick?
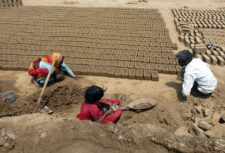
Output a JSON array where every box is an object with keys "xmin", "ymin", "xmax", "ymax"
[
  {"xmin": 136, "ymin": 56, "xmax": 143, "ymax": 62},
  {"xmin": 216, "ymin": 56, "xmax": 224, "ymax": 66},
  {"xmin": 138, "ymin": 51, "xmax": 144, "ymax": 56},
  {"xmin": 150, "ymin": 52, "xmax": 157, "ymax": 57},
  {"xmin": 141, "ymin": 63, "xmax": 148, "ymax": 70},
  {"xmin": 155, "ymin": 64, "xmax": 163, "ymax": 73},
  {"xmin": 162, "ymin": 53, "xmax": 169, "ymax": 58},
  {"xmin": 218, "ymin": 51, "xmax": 225, "ymax": 57},
  {"xmin": 107, "ymin": 67, "xmax": 115, "ymax": 77},
  {"xmin": 80, "ymin": 65, "xmax": 89, "ymax": 75},
  {"xmin": 114, "ymin": 61, "xmax": 121, "ymax": 67},
  {"xmin": 212, "ymin": 50, "xmax": 219, "ymax": 56},
  {"xmin": 210, "ymin": 55, "xmax": 218, "ymax": 65},
  {"xmin": 169, "ymin": 58, "xmax": 177, "ymax": 64},
  {"xmin": 168, "ymin": 53, "xmax": 176, "ymax": 58},
  {"xmin": 162, "ymin": 64, "xmax": 169, "ymax": 74},
  {"xmin": 121, "ymin": 61, "xmax": 128, "ymax": 68},
  {"xmin": 144, "ymin": 70, "xmax": 151, "ymax": 80},
  {"xmin": 162, "ymin": 57, "xmax": 169, "ymax": 64},
  {"xmin": 144, "ymin": 51, "xmax": 150, "ymax": 57},
  {"xmin": 185, "ymin": 39, "xmax": 191, "ymax": 47},
  {"xmin": 121, "ymin": 68, "xmax": 129, "ymax": 78},
  {"xmin": 94, "ymin": 66, "xmax": 102, "ymax": 75},
  {"xmin": 129, "ymin": 69, "xmax": 136, "ymax": 79},
  {"xmin": 124, "ymin": 55, "xmax": 131, "ymax": 61},
  {"xmin": 73, "ymin": 65, "xmax": 82, "ymax": 75},
  {"xmin": 128, "ymin": 62, "xmax": 135, "ymax": 68},
  {"xmin": 195, "ymin": 54, "xmax": 203, "ymax": 60},
  {"xmin": 135, "ymin": 62, "xmax": 142, "ymax": 69},
  {"xmin": 172, "ymin": 43, "xmax": 178, "ymax": 50},
  {"xmin": 149, "ymin": 57, "xmax": 156, "ymax": 63},
  {"xmin": 168, "ymin": 65, "xmax": 177, "ymax": 74},
  {"xmin": 202, "ymin": 54, "xmax": 211, "ymax": 64},
  {"xmin": 136, "ymin": 69, "xmax": 143, "ymax": 80},
  {"xmin": 95, "ymin": 60, "xmax": 102, "ymax": 66},
  {"xmin": 87, "ymin": 65, "xmax": 96, "ymax": 75},
  {"xmin": 156, "ymin": 53, "xmax": 162, "ymax": 57},
  {"xmin": 156, "ymin": 47, "xmax": 161, "ymax": 52},
  {"xmin": 194, "ymin": 44, "xmax": 207, "ymax": 54},
  {"xmin": 131, "ymin": 56, "xmax": 136, "ymax": 62},
  {"xmin": 179, "ymin": 35, "xmax": 184, "ymax": 42},
  {"xmin": 101, "ymin": 66, "xmax": 109, "ymax": 76},
  {"xmin": 156, "ymin": 57, "xmax": 163, "ymax": 64},
  {"xmin": 131, "ymin": 51, "xmax": 138, "ymax": 56},
  {"xmin": 148, "ymin": 63, "xmax": 155, "ymax": 70},
  {"xmin": 115, "ymin": 68, "xmax": 123, "ymax": 78},
  {"xmin": 151, "ymin": 70, "xmax": 159, "ymax": 81},
  {"xmin": 206, "ymin": 50, "xmax": 212, "ymax": 55},
  {"xmin": 143, "ymin": 57, "xmax": 149, "ymax": 63}
]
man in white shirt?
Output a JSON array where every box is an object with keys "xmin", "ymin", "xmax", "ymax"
[{"xmin": 176, "ymin": 50, "xmax": 217, "ymax": 97}]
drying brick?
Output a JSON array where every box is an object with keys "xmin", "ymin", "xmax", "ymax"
[
  {"xmin": 107, "ymin": 67, "xmax": 115, "ymax": 77},
  {"xmin": 216, "ymin": 56, "xmax": 225, "ymax": 66},
  {"xmin": 144, "ymin": 70, "xmax": 151, "ymax": 80},
  {"xmin": 210, "ymin": 55, "xmax": 218, "ymax": 65},
  {"xmin": 202, "ymin": 54, "xmax": 211, "ymax": 64},
  {"xmin": 128, "ymin": 62, "xmax": 135, "ymax": 68},
  {"xmin": 151, "ymin": 70, "xmax": 159, "ymax": 81},
  {"xmin": 115, "ymin": 68, "xmax": 123, "ymax": 78},
  {"xmin": 128, "ymin": 69, "xmax": 136, "ymax": 79},
  {"xmin": 136, "ymin": 69, "xmax": 143, "ymax": 80},
  {"xmin": 121, "ymin": 68, "xmax": 129, "ymax": 78}
]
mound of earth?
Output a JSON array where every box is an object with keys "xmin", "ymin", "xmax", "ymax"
[{"xmin": 0, "ymin": 79, "xmax": 85, "ymax": 116}]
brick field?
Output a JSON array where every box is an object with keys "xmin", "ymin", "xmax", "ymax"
[
  {"xmin": 0, "ymin": 7, "xmax": 180, "ymax": 80},
  {"xmin": 173, "ymin": 9, "xmax": 225, "ymax": 66}
]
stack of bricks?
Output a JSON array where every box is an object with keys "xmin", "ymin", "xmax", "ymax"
[
  {"xmin": 0, "ymin": 7, "xmax": 181, "ymax": 81},
  {"xmin": 172, "ymin": 8, "xmax": 225, "ymax": 66},
  {"xmin": 0, "ymin": 0, "xmax": 23, "ymax": 7},
  {"xmin": 197, "ymin": 47, "xmax": 225, "ymax": 66}
]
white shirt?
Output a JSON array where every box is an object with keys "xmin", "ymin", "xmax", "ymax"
[{"xmin": 182, "ymin": 58, "xmax": 217, "ymax": 96}]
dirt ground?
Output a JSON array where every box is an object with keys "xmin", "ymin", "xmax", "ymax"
[{"xmin": 1, "ymin": 0, "xmax": 225, "ymax": 153}]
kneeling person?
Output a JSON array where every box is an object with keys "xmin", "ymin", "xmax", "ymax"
[
  {"xmin": 77, "ymin": 85, "xmax": 128, "ymax": 124},
  {"xmin": 176, "ymin": 50, "xmax": 217, "ymax": 97},
  {"xmin": 28, "ymin": 52, "xmax": 80, "ymax": 87}
]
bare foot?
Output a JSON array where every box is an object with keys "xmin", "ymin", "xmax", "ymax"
[{"xmin": 31, "ymin": 78, "xmax": 41, "ymax": 88}]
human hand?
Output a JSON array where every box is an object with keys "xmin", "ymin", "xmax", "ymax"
[
  {"xmin": 74, "ymin": 75, "xmax": 82, "ymax": 80},
  {"xmin": 106, "ymin": 109, "xmax": 113, "ymax": 115}
]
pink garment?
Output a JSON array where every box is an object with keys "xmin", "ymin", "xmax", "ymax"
[{"xmin": 76, "ymin": 98, "xmax": 122, "ymax": 124}]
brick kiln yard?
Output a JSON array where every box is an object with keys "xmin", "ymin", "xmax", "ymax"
[{"xmin": 0, "ymin": 0, "xmax": 225, "ymax": 153}]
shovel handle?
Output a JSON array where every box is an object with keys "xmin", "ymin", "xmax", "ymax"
[{"xmin": 34, "ymin": 56, "xmax": 57, "ymax": 112}]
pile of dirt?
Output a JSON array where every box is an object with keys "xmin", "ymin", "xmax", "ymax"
[{"xmin": 0, "ymin": 79, "xmax": 85, "ymax": 116}]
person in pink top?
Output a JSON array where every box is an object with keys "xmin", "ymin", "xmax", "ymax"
[{"xmin": 76, "ymin": 85, "xmax": 129, "ymax": 124}]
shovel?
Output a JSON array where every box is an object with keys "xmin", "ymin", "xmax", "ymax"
[{"xmin": 128, "ymin": 98, "xmax": 157, "ymax": 112}]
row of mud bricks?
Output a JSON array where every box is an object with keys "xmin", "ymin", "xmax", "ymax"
[
  {"xmin": 71, "ymin": 65, "xmax": 160, "ymax": 81},
  {"xmin": 194, "ymin": 46, "xmax": 225, "ymax": 66},
  {"xmin": 0, "ymin": 62, "xmax": 160, "ymax": 81},
  {"xmin": 0, "ymin": 0, "xmax": 22, "ymax": 7}
]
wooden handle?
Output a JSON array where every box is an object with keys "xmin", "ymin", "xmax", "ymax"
[{"xmin": 34, "ymin": 56, "xmax": 57, "ymax": 112}]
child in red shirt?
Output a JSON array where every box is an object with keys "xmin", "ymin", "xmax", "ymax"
[{"xmin": 76, "ymin": 85, "xmax": 128, "ymax": 124}]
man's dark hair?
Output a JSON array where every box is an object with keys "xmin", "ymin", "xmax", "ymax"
[
  {"xmin": 85, "ymin": 85, "xmax": 104, "ymax": 104},
  {"xmin": 176, "ymin": 50, "xmax": 193, "ymax": 63}
]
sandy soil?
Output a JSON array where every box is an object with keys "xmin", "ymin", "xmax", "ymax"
[{"xmin": 0, "ymin": 0, "xmax": 225, "ymax": 152}]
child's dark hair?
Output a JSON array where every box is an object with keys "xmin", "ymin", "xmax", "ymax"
[{"xmin": 85, "ymin": 85, "xmax": 104, "ymax": 104}]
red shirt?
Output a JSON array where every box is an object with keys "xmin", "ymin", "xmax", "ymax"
[{"xmin": 76, "ymin": 98, "xmax": 122, "ymax": 124}]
